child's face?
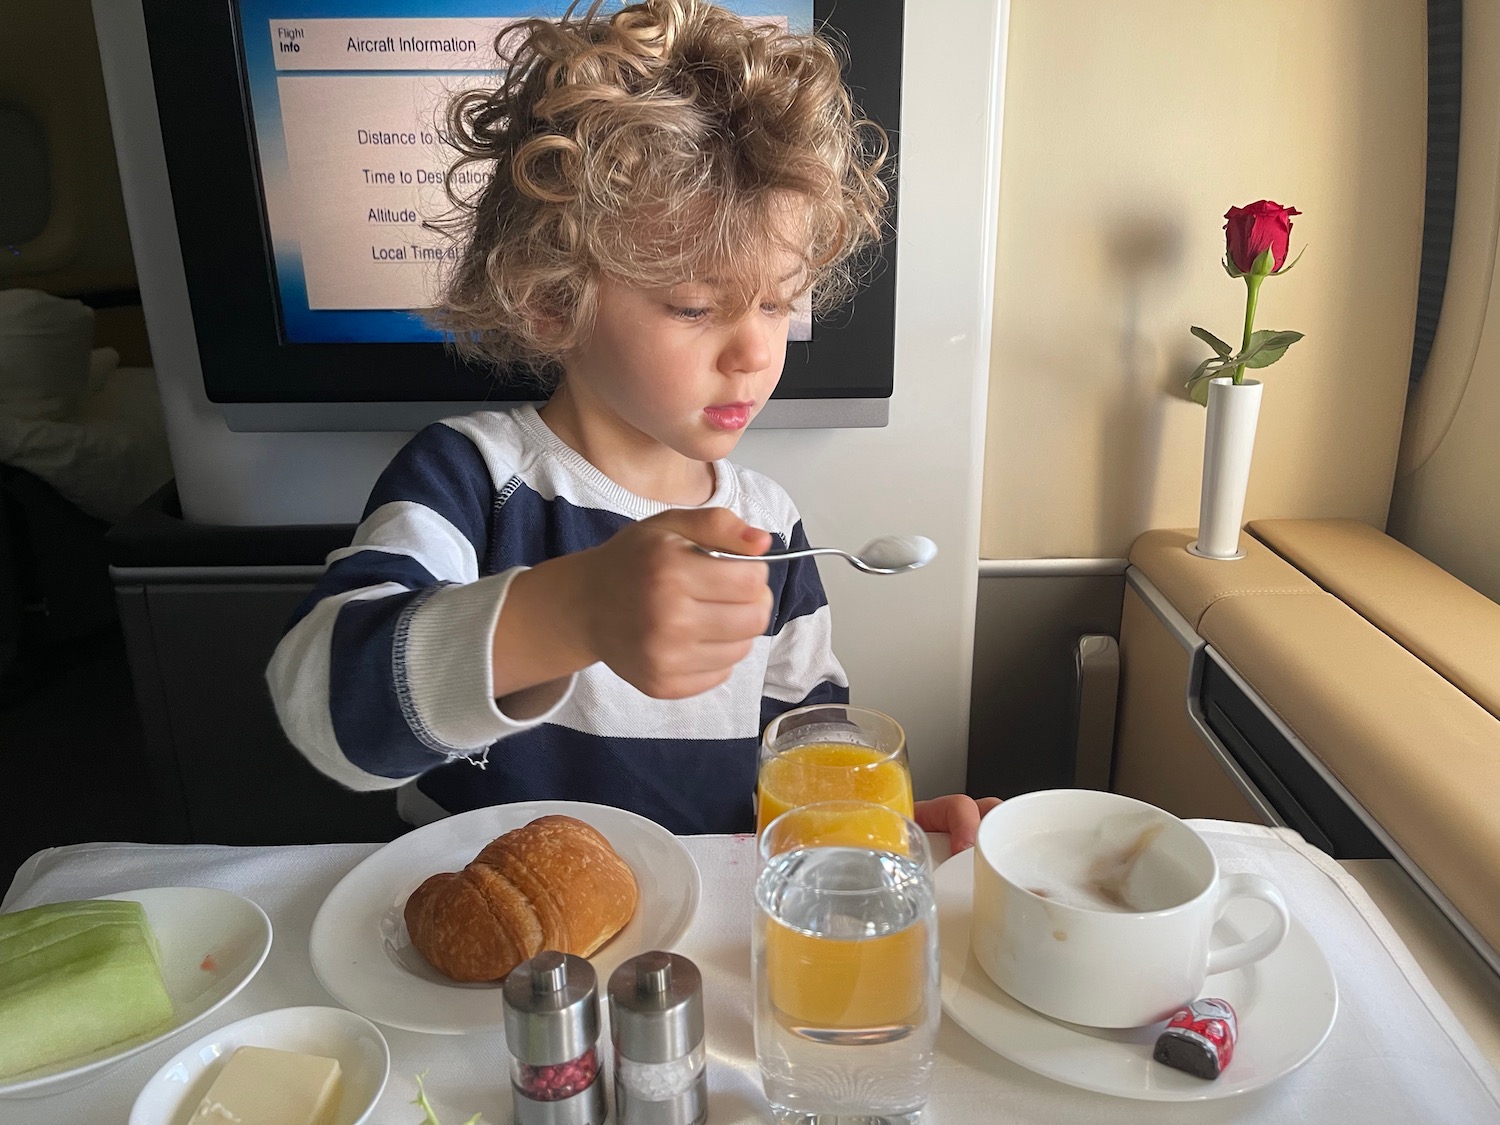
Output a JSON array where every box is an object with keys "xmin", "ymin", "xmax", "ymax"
[{"xmin": 560, "ymin": 262, "xmax": 799, "ymax": 464}]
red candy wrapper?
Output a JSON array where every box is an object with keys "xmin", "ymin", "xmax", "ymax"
[{"xmin": 1152, "ymin": 998, "xmax": 1238, "ymax": 1079}]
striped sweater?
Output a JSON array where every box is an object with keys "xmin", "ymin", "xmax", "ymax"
[{"xmin": 266, "ymin": 404, "xmax": 848, "ymax": 834}]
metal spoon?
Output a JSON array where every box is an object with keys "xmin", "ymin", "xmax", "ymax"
[{"xmin": 694, "ymin": 534, "xmax": 938, "ymax": 575}]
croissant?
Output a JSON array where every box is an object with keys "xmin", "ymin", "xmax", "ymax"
[{"xmin": 404, "ymin": 814, "xmax": 639, "ymax": 982}]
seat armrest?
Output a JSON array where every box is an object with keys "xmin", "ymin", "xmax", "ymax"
[{"xmin": 1250, "ymin": 519, "xmax": 1500, "ymax": 721}]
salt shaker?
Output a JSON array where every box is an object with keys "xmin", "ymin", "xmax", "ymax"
[
  {"xmin": 503, "ymin": 951, "xmax": 607, "ymax": 1125},
  {"xmin": 607, "ymin": 951, "xmax": 708, "ymax": 1125}
]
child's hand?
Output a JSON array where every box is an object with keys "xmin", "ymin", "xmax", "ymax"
[
  {"xmin": 579, "ymin": 507, "xmax": 774, "ymax": 699},
  {"xmin": 914, "ymin": 794, "xmax": 1002, "ymax": 853}
]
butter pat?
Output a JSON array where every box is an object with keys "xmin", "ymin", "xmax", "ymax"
[{"xmin": 189, "ymin": 1045, "xmax": 343, "ymax": 1125}]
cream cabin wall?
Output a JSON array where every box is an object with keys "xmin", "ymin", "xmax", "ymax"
[
  {"xmin": 1390, "ymin": 4, "xmax": 1500, "ymax": 603},
  {"xmin": 967, "ymin": 0, "xmax": 1430, "ymax": 798},
  {"xmin": 980, "ymin": 0, "xmax": 1427, "ymax": 560}
]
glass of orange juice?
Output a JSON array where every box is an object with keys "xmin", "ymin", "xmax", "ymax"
[
  {"xmin": 753, "ymin": 800, "xmax": 939, "ymax": 1123},
  {"xmin": 756, "ymin": 705, "xmax": 913, "ymax": 838}
]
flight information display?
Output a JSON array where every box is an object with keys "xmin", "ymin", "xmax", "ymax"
[{"xmin": 235, "ymin": 0, "xmax": 816, "ymax": 346}]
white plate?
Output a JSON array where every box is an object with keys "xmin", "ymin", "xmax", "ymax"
[
  {"xmin": 129, "ymin": 1005, "xmax": 390, "ymax": 1125},
  {"xmin": 310, "ymin": 799, "xmax": 702, "ymax": 1034},
  {"xmin": 0, "ymin": 887, "xmax": 272, "ymax": 1099},
  {"xmin": 935, "ymin": 848, "xmax": 1338, "ymax": 1101}
]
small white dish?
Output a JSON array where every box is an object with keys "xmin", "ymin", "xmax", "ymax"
[
  {"xmin": 310, "ymin": 799, "xmax": 702, "ymax": 1034},
  {"xmin": 935, "ymin": 848, "xmax": 1338, "ymax": 1101},
  {"xmin": 128, "ymin": 1005, "xmax": 390, "ymax": 1125},
  {"xmin": 0, "ymin": 887, "xmax": 272, "ymax": 1100}
]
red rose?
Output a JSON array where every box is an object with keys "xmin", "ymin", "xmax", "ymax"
[{"xmin": 1223, "ymin": 200, "xmax": 1301, "ymax": 274}]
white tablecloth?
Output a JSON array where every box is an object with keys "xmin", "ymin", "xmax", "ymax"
[{"xmin": 5, "ymin": 821, "xmax": 1500, "ymax": 1124}]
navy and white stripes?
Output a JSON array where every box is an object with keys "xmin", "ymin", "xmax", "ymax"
[{"xmin": 266, "ymin": 404, "xmax": 847, "ymax": 834}]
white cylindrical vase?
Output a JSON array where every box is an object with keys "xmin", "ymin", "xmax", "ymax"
[{"xmin": 1189, "ymin": 376, "xmax": 1263, "ymax": 560}]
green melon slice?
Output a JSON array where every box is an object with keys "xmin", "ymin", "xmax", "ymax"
[
  {"xmin": 0, "ymin": 899, "xmax": 174, "ymax": 1080},
  {"xmin": 0, "ymin": 900, "xmax": 152, "ymax": 973}
]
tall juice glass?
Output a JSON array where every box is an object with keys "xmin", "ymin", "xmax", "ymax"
[
  {"xmin": 753, "ymin": 800, "xmax": 939, "ymax": 1125},
  {"xmin": 757, "ymin": 705, "xmax": 914, "ymax": 838}
]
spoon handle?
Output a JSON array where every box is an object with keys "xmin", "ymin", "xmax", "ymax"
[
  {"xmin": 692, "ymin": 544, "xmax": 913, "ymax": 574},
  {"xmin": 692, "ymin": 545, "xmax": 846, "ymax": 564}
]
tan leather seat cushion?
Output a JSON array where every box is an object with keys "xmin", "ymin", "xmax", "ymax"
[
  {"xmin": 1250, "ymin": 519, "xmax": 1500, "ymax": 723},
  {"xmin": 1200, "ymin": 592, "xmax": 1500, "ymax": 952},
  {"xmin": 1128, "ymin": 528, "xmax": 1320, "ymax": 630}
]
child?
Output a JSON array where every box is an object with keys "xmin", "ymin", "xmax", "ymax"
[{"xmin": 267, "ymin": 0, "xmax": 996, "ymax": 847}]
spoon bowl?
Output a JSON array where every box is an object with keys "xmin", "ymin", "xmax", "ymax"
[{"xmin": 694, "ymin": 534, "xmax": 938, "ymax": 575}]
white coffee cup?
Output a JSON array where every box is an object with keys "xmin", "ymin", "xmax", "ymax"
[{"xmin": 971, "ymin": 789, "xmax": 1289, "ymax": 1028}]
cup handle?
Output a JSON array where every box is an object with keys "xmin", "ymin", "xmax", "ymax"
[{"xmin": 1205, "ymin": 872, "xmax": 1290, "ymax": 976}]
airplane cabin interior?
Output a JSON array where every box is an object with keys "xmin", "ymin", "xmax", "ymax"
[{"xmin": 1, "ymin": 1, "xmax": 1498, "ymax": 1120}]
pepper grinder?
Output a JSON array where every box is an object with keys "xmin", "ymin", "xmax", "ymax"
[
  {"xmin": 503, "ymin": 951, "xmax": 607, "ymax": 1125},
  {"xmin": 607, "ymin": 951, "xmax": 708, "ymax": 1125}
]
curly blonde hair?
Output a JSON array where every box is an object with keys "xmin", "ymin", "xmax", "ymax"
[{"xmin": 426, "ymin": 0, "xmax": 890, "ymax": 385}]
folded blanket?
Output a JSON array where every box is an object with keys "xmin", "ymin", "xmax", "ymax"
[
  {"xmin": 0, "ymin": 289, "xmax": 93, "ymax": 422},
  {"xmin": 0, "ymin": 360, "xmax": 174, "ymax": 523}
]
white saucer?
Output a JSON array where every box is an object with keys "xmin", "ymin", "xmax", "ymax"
[
  {"xmin": 935, "ymin": 849, "xmax": 1337, "ymax": 1101},
  {"xmin": 0, "ymin": 887, "xmax": 272, "ymax": 1099},
  {"xmin": 310, "ymin": 800, "xmax": 701, "ymax": 1034},
  {"xmin": 129, "ymin": 1006, "xmax": 389, "ymax": 1125}
]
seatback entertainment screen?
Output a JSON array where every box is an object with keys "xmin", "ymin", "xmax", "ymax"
[{"xmin": 142, "ymin": 0, "xmax": 899, "ymax": 417}]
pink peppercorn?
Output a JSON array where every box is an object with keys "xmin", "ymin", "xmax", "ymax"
[{"xmin": 516, "ymin": 1049, "xmax": 599, "ymax": 1101}]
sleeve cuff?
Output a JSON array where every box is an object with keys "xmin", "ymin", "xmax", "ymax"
[{"xmin": 399, "ymin": 569, "xmax": 574, "ymax": 751}]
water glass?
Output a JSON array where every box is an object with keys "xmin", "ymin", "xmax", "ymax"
[
  {"xmin": 757, "ymin": 705, "xmax": 914, "ymax": 835},
  {"xmin": 752, "ymin": 800, "xmax": 939, "ymax": 1125}
]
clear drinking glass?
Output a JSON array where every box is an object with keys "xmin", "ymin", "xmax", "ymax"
[
  {"xmin": 752, "ymin": 800, "xmax": 939, "ymax": 1125},
  {"xmin": 757, "ymin": 705, "xmax": 914, "ymax": 836}
]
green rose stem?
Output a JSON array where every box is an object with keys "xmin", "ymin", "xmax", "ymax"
[{"xmin": 1234, "ymin": 272, "xmax": 1265, "ymax": 386}]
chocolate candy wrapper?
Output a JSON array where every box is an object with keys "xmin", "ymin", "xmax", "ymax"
[{"xmin": 1152, "ymin": 997, "xmax": 1238, "ymax": 1079}]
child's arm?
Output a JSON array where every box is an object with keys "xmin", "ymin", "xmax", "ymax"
[
  {"xmin": 490, "ymin": 506, "xmax": 777, "ymax": 702},
  {"xmin": 267, "ymin": 423, "xmax": 782, "ymax": 792},
  {"xmin": 267, "ymin": 423, "xmax": 557, "ymax": 791}
]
